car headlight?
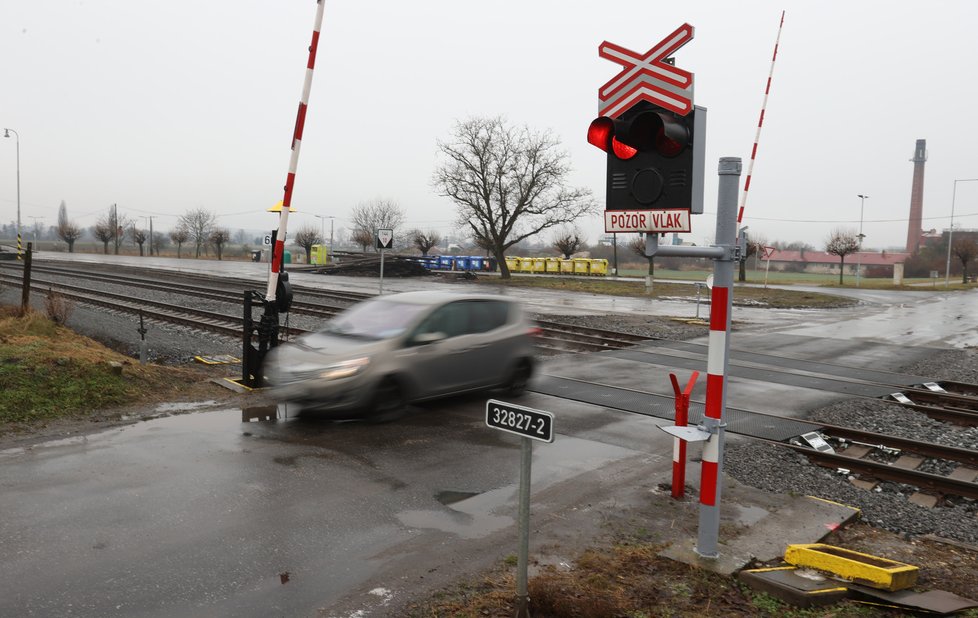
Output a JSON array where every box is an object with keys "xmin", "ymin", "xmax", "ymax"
[{"xmin": 319, "ymin": 357, "xmax": 370, "ymax": 380}]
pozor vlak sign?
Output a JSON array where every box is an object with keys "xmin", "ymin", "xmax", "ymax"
[
  {"xmin": 588, "ymin": 23, "xmax": 706, "ymax": 234},
  {"xmin": 605, "ymin": 208, "xmax": 690, "ymax": 234}
]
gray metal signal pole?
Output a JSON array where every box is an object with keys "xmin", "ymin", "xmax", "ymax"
[{"xmin": 650, "ymin": 157, "xmax": 741, "ymax": 558}]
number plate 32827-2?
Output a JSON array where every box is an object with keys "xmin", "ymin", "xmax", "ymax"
[{"xmin": 485, "ymin": 399, "xmax": 554, "ymax": 443}]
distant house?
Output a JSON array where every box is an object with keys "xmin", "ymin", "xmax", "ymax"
[{"xmin": 761, "ymin": 248, "xmax": 908, "ymax": 276}]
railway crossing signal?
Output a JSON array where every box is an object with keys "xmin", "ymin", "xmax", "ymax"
[
  {"xmin": 590, "ymin": 25, "xmax": 705, "ymax": 219},
  {"xmin": 588, "ymin": 102, "xmax": 704, "ymax": 213}
]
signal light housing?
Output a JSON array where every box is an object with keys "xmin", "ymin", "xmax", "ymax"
[{"xmin": 588, "ymin": 101, "xmax": 705, "ymax": 213}]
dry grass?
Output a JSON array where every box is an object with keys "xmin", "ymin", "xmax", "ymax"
[
  {"xmin": 0, "ymin": 305, "xmax": 207, "ymax": 431},
  {"xmin": 43, "ymin": 287, "xmax": 75, "ymax": 324},
  {"xmin": 398, "ymin": 522, "xmax": 978, "ymax": 617}
]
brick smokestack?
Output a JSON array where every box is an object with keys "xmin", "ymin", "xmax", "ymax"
[{"xmin": 906, "ymin": 139, "xmax": 927, "ymax": 252}]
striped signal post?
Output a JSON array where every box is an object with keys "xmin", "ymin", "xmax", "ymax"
[
  {"xmin": 266, "ymin": 0, "xmax": 325, "ymax": 304},
  {"xmin": 696, "ymin": 157, "xmax": 741, "ymax": 558}
]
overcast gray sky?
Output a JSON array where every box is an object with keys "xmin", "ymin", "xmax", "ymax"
[{"xmin": 2, "ymin": 0, "xmax": 977, "ymax": 251}]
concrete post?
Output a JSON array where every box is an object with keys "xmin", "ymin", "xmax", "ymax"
[{"xmin": 695, "ymin": 157, "xmax": 741, "ymax": 559}]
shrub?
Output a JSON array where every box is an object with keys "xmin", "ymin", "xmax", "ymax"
[{"xmin": 43, "ymin": 288, "xmax": 75, "ymax": 325}]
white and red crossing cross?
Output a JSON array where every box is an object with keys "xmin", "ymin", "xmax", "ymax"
[{"xmin": 597, "ymin": 23, "xmax": 695, "ymax": 119}]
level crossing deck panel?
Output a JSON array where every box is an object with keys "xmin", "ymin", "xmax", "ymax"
[
  {"xmin": 531, "ymin": 375, "xmax": 820, "ymax": 442},
  {"xmin": 606, "ymin": 349, "xmax": 895, "ymax": 398},
  {"xmin": 640, "ymin": 340, "xmax": 928, "ymax": 386}
]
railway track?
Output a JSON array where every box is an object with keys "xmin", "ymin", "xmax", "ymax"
[
  {"xmin": 0, "ymin": 263, "xmax": 644, "ymax": 353},
  {"xmin": 780, "ymin": 427, "xmax": 978, "ymax": 502},
  {"xmin": 6, "ymin": 261, "xmax": 978, "ymax": 511}
]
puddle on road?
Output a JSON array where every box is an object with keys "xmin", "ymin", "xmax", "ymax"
[
  {"xmin": 397, "ymin": 507, "xmax": 513, "ymax": 540},
  {"xmin": 399, "ymin": 437, "xmax": 638, "ymax": 539},
  {"xmin": 435, "ymin": 490, "xmax": 480, "ymax": 505},
  {"xmin": 154, "ymin": 400, "xmax": 218, "ymax": 413}
]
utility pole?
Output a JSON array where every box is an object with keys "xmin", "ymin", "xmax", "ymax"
[
  {"xmin": 3, "ymin": 128, "xmax": 20, "ymax": 258},
  {"xmin": 28, "ymin": 216, "xmax": 44, "ymax": 247},
  {"xmin": 141, "ymin": 215, "xmax": 155, "ymax": 256},
  {"xmin": 856, "ymin": 194, "xmax": 868, "ymax": 287}
]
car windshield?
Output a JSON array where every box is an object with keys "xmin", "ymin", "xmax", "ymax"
[{"xmin": 319, "ymin": 298, "xmax": 430, "ymax": 340}]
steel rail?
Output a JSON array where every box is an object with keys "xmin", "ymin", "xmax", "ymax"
[{"xmin": 768, "ymin": 439, "xmax": 978, "ymax": 500}]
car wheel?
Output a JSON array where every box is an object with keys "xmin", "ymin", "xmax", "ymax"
[
  {"xmin": 503, "ymin": 359, "xmax": 533, "ymax": 397},
  {"xmin": 367, "ymin": 377, "xmax": 407, "ymax": 423}
]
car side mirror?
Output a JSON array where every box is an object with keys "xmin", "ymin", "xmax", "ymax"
[{"xmin": 412, "ymin": 332, "xmax": 447, "ymax": 346}]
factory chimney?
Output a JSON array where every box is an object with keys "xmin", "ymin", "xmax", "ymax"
[{"xmin": 906, "ymin": 139, "xmax": 927, "ymax": 253}]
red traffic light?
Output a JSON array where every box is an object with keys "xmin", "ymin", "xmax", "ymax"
[
  {"xmin": 587, "ymin": 117, "xmax": 637, "ymax": 160},
  {"xmin": 589, "ymin": 110, "xmax": 688, "ymax": 159},
  {"xmin": 617, "ymin": 110, "xmax": 688, "ymax": 158}
]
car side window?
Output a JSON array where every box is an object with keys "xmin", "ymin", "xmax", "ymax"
[
  {"xmin": 414, "ymin": 302, "xmax": 469, "ymax": 339},
  {"xmin": 467, "ymin": 300, "xmax": 509, "ymax": 333}
]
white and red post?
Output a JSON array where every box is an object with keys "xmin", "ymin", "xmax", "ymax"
[
  {"xmin": 266, "ymin": 0, "xmax": 326, "ymax": 302},
  {"xmin": 696, "ymin": 157, "xmax": 741, "ymax": 558}
]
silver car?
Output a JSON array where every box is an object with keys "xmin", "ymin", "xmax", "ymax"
[{"xmin": 266, "ymin": 291, "xmax": 537, "ymax": 419}]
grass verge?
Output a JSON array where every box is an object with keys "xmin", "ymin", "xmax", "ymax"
[{"xmin": 0, "ymin": 306, "xmax": 205, "ymax": 432}]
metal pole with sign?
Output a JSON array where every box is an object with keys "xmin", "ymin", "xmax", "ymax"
[
  {"xmin": 376, "ymin": 228, "xmax": 393, "ymax": 295},
  {"xmin": 486, "ymin": 399, "xmax": 554, "ymax": 618}
]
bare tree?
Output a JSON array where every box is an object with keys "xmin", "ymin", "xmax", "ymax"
[
  {"xmin": 628, "ymin": 234, "xmax": 654, "ymax": 276},
  {"xmin": 351, "ymin": 228, "xmax": 374, "ymax": 252},
  {"xmin": 130, "ymin": 227, "xmax": 148, "ymax": 256},
  {"xmin": 433, "ymin": 116, "xmax": 597, "ymax": 278},
  {"xmin": 208, "ymin": 227, "xmax": 231, "ymax": 260},
  {"xmin": 93, "ymin": 218, "xmax": 114, "ymax": 254},
  {"xmin": 104, "ymin": 204, "xmax": 130, "ymax": 254},
  {"xmin": 350, "ymin": 199, "xmax": 405, "ymax": 252},
  {"xmin": 738, "ymin": 238, "xmax": 763, "ymax": 282},
  {"xmin": 825, "ymin": 229, "xmax": 860, "ymax": 285},
  {"xmin": 169, "ymin": 226, "xmax": 190, "ymax": 258},
  {"xmin": 292, "ymin": 224, "xmax": 321, "ymax": 263},
  {"xmin": 409, "ymin": 229, "xmax": 441, "ymax": 256},
  {"xmin": 552, "ymin": 226, "xmax": 586, "ymax": 259},
  {"xmin": 56, "ymin": 200, "xmax": 82, "ymax": 253},
  {"xmin": 952, "ymin": 238, "xmax": 978, "ymax": 284},
  {"xmin": 179, "ymin": 208, "xmax": 217, "ymax": 258},
  {"xmin": 152, "ymin": 231, "xmax": 170, "ymax": 254}
]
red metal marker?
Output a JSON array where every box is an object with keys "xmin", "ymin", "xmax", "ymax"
[{"xmin": 669, "ymin": 371, "xmax": 699, "ymax": 499}]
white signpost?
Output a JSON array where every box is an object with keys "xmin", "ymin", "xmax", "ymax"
[
  {"xmin": 486, "ymin": 400, "xmax": 554, "ymax": 617},
  {"xmin": 376, "ymin": 229, "xmax": 393, "ymax": 294}
]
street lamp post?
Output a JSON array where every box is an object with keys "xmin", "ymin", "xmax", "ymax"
[
  {"xmin": 856, "ymin": 194, "xmax": 868, "ymax": 287},
  {"xmin": 141, "ymin": 215, "xmax": 154, "ymax": 256},
  {"xmin": 3, "ymin": 128, "xmax": 20, "ymax": 257},
  {"xmin": 28, "ymin": 215, "xmax": 43, "ymax": 248},
  {"xmin": 328, "ymin": 216, "xmax": 334, "ymax": 259},
  {"xmin": 314, "ymin": 214, "xmax": 335, "ymax": 263},
  {"xmin": 946, "ymin": 178, "xmax": 978, "ymax": 287}
]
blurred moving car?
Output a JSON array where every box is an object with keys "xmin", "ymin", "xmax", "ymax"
[{"xmin": 266, "ymin": 291, "xmax": 537, "ymax": 419}]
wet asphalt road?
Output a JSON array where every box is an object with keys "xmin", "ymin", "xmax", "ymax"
[
  {"xmin": 1, "ymin": 395, "xmax": 658, "ymax": 617},
  {"xmin": 3, "ymin": 254, "xmax": 977, "ymax": 616}
]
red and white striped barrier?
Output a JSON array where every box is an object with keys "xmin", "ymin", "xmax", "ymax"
[
  {"xmin": 738, "ymin": 11, "xmax": 785, "ymax": 224},
  {"xmin": 266, "ymin": 0, "xmax": 326, "ymax": 302}
]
